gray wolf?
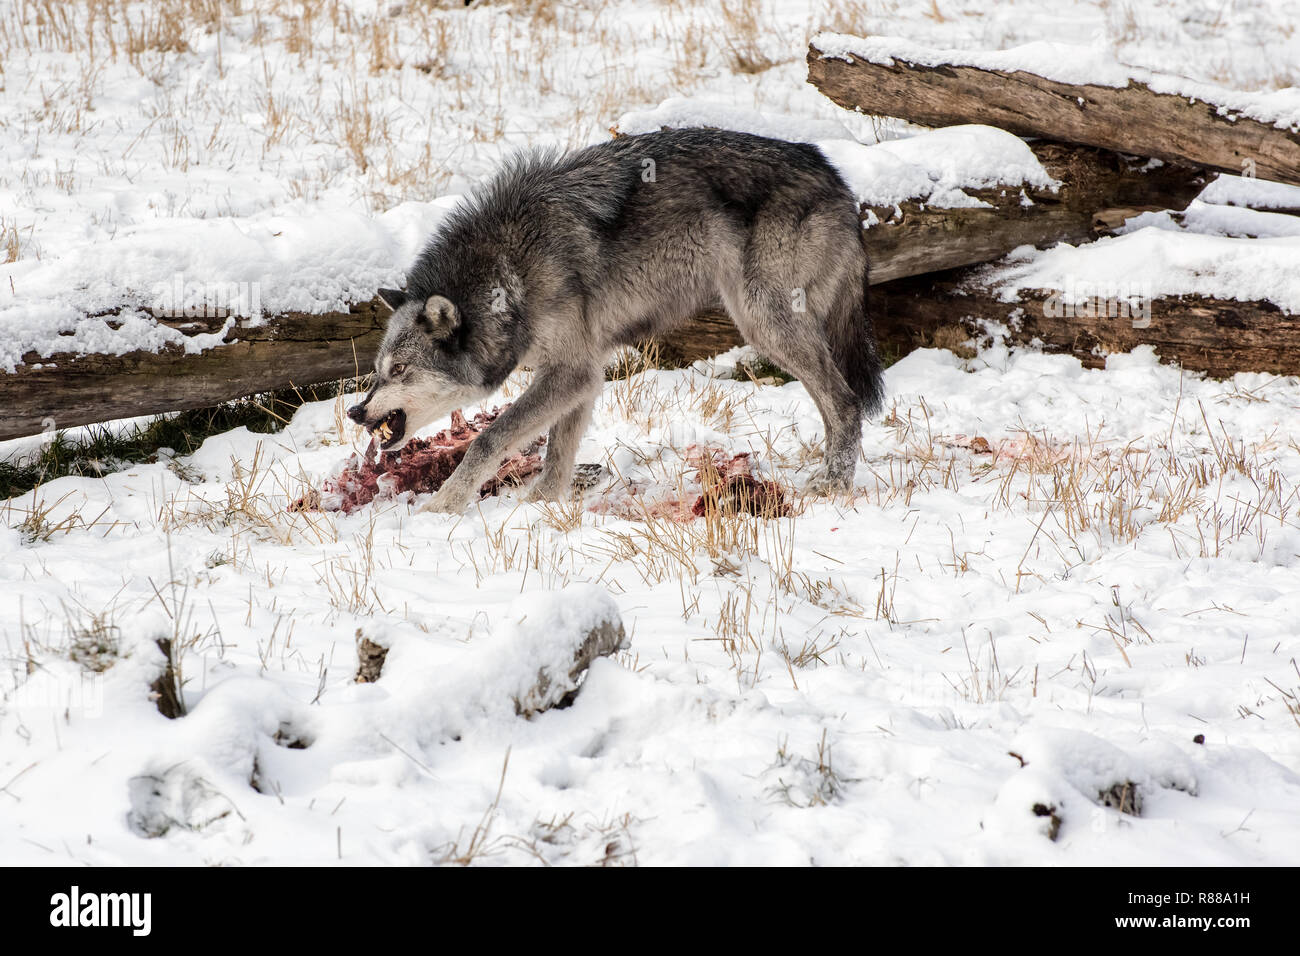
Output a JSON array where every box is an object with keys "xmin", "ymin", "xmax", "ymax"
[{"xmin": 346, "ymin": 128, "xmax": 883, "ymax": 514}]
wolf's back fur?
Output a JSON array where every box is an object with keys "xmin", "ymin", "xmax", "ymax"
[{"xmin": 362, "ymin": 128, "xmax": 884, "ymax": 509}]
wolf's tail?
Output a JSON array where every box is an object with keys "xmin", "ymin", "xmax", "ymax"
[{"xmin": 831, "ymin": 236, "xmax": 885, "ymax": 415}]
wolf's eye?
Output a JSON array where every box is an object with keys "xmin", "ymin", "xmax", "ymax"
[{"xmin": 390, "ymin": 363, "xmax": 407, "ymax": 377}]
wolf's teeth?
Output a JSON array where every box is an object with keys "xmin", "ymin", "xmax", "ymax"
[{"xmin": 376, "ymin": 422, "xmax": 393, "ymax": 441}]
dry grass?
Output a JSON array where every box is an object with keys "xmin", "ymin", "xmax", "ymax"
[
  {"xmin": 2, "ymin": 219, "xmax": 24, "ymax": 263},
  {"xmin": 767, "ymin": 730, "xmax": 844, "ymax": 807},
  {"xmin": 2, "ymin": 594, "xmax": 123, "ymax": 716},
  {"xmin": 159, "ymin": 438, "xmax": 340, "ymax": 550},
  {"xmin": 870, "ymin": 394, "xmax": 1300, "ymax": 571},
  {"xmin": 811, "ymin": 0, "xmax": 884, "ymax": 34},
  {"xmin": 61, "ymin": 598, "xmax": 122, "ymax": 673},
  {"xmin": 717, "ymin": 0, "xmax": 783, "ymax": 74},
  {"xmin": 0, "ymin": 0, "xmax": 898, "ymax": 237}
]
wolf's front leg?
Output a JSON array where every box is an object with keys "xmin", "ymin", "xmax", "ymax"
[
  {"xmin": 418, "ymin": 366, "xmax": 599, "ymax": 514},
  {"xmin": 527, "ymin": 392, "xmax": 598, "ymax": 502},
  {"xmin": 418, "ymin": 479, "xmax": 477, "ymax": 515}
]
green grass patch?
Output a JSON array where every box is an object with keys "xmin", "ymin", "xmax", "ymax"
[
  {"xmin": 0, "ymin": 379, "xmax": 365, "ymax": 500},
  {"xmin": 731, "ymin": 353, "xmax": 796, "ymax": 386}
]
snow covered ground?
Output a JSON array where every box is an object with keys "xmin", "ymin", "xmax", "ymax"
[
  {"xmin": 3, "ymin": 0, "xmax": 1300, "ymax": 865},
  {"xmin": 6, "ymin": 344, "xmax": 1300, "ymax": 865}
]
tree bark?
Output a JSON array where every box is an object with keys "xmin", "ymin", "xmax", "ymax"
[
  {"xmin": 864, "ymin": 141, "xmax": 1207, "ymax": 283},
  {"xmin": 808, "ymin": 39, "xmax": 1300, "ymax": 187},
  {"xmin": 2, "ymin": 300, "xmax": 386, "ymax": 441},
  {"xmin": 872, "ymin": 269, "xmax": 1300, "ymax": 379}
]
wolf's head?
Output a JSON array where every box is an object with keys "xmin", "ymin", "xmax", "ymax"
[{"xmin": 346, "ymin": 288, "xmax": 493, "ymax": 450}]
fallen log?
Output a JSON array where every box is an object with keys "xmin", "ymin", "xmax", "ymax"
[
  {"xmin": 652, "ymin": 308, "xmax": 743, "ymax": 367},
  {"xmin": 864, "ymin": 141, "xmax": 1207, "ymax": 284},
  {"xmin": 808, "ymin": 34, "xmax": 1300, "ymax": 187},
  {"xmin": 6, "ymin": 271, "xmax": 1292, "ymax": 446},
  {"xmin": 2, "ymin": 140, "xmax": 1203, "ymax": 441},
  {"xmin": 2, "ymin": 300, "xmax": 387, "ymax": 442},
  {"xmin": 512, "ymin": 606, "xmax": 626, "ymax": 717},
  {"xmin": 872, "ymin": 268, "xmax": 1300, "ymax": 379},
  {"xmin": 349, "ymin": 586, "xmax": 627, "ymax": 719}
]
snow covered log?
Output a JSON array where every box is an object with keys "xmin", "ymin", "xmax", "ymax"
[
  {"xmin": 351, "ymin": 587, "xmax": 626, "ymax": 718},
  {"xmin": 1, "ymin": 140, "xmax": 1203, "ymax": 441},
  {"xmin": 464, "ymin": 585, "xmax": 628, "ymax": 719},
  {"xmin": 511, "ymin": 604, "xmax": 626, "ymax": 717},
  {"xmin": 873, "ymin": 270, "xmax": 1300, "ymax": 379},
  {"xmin": 863, "ymin": 141, "xmax": 1208, "ymax": 284},
  {"xmin": 0, "ymin": 299, "xmax": 388, "ymax": 442},
  {"xmin": 808, "ymin": 35, "xmax": 1300, "ymax": 188}
]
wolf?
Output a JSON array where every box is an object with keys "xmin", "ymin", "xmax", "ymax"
[{"xmin": 347, "ymin": 128, "xmax": 883, "ymax": 514}]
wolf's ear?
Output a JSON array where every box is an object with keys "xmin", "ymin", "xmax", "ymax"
[
  {"xmin": 378, "ymin": 288, "xmax": 408, "ymax": 311},
  {"xmin": 417, "ymin": 295, "xmax": 460, "ymax": 340}
]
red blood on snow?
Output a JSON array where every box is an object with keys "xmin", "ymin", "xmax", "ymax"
[{"xmin": 291, "ymin": 407, "xmax": 543, "ymax": 514}]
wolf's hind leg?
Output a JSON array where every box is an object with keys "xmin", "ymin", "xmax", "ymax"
[
  {"xmin": 782, "ymin": 355, "xmax": 861, "ymax": 494},
  {"xmin": 725, "ymin": 290, "xmax": 862, "ymax": 494}
]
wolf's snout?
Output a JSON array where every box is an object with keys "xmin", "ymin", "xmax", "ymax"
[{"xmin": 348, "ymin": 401, "xmax": 407, "ymax": 450}]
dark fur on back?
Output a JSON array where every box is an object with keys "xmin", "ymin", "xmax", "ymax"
[{"xmin": 404, "ymin": 129, "xmax": 883, "ymax": 410}]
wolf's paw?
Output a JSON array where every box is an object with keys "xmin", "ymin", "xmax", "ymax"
[
  {"xmin": 803, "ymin": 471, "xmax": 852, "ymax": 497},
  {"xmin": 418, "ymin": 486, "xmax": 472, "ymax": 515},
  {"xmin": 524, "ymin": 485, "xmax": 562, "ymax": 504},
  {"xmin": 525, "ymin": 469, "xmax": 579, "ymax": 503}
]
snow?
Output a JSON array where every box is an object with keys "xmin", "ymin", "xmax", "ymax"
[
  {"xmin": 1199, "ymin": 173, "xmax": 1300, "ymax": 212},
  {"xmin": 810, "ymin": 124, "xmax": 1062, "ymax": 210},
  {"xmin": 4, "ymin": 86, "xmax": 1066, "ymax": 373},
  {"xmin": 1155, "ymin": 200, "xmax": 1300, "ymax": 240},
  {"xmin": 980, "ymin": 227, "xmax": 1300, "ymax": 312},
  {"xmin": 4, "ymin": 0, "xmax": 1300, "ymax": 867},
  {"xmin": 7, "ymin": 344, "xmax": 1300, "ymax": 865},
  {"xmin": 0, "ymin": 110, "xmax": 1060, "ymax": 370},
  {"xmin": 812, "ymin": 33, "xmax": 1300, "ymax": 131},
  {"xmin": 4, "ymin": 3, "xmax": 1295, "ymax": 368},
  {"xmin": 616, "ymin": 97, "xmax": 858, "ymax": 144},
  {"xmin": 0, "ymin": 200, "xmax": 458, "ymax": 372}
]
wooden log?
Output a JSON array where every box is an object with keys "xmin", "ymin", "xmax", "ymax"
[
  {"xmin": 651, "ymin": 308, "xmax": 743, "ymax": 367},
  {"xmin": 513, "ymin": 612, "xmax": 626, "ymax": 717},
  {"xmin": 5, "ymin": 267, "xmax": 1291, "ymax": 445},
  {"xmin": 872, "ymin": 269, "xmax": 1300, "ymax": 379},
  {"xmin": 0, "ymin": 146, "xmax": 1207, "ymax": 441},
  {"xmin": 808, "ymin": 38, "xmax": 1300, "ymax": 187},
  {"xmin": 864, "ymin": 141, "xmax": 1207, "ymax": 283},
  {"xmin": 2, "ymin": 300, "xmax": 387, "ymax": 442}
]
